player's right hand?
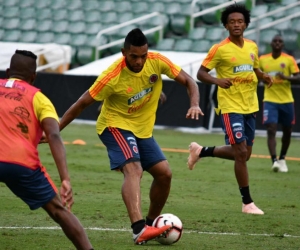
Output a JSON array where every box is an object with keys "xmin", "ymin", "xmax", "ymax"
[
  {"xmin": 60, "ymin": 180, "xmax": 74, "ymax": 212},
  {"xmin": 39, "ymin": 132, "xmax": 48, "ymax": 144},
  {"xmin": 216, "ymin": 78, "xmax": 233, "ymax": 89}
]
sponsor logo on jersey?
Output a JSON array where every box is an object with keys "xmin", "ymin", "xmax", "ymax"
[
  {"xmin": 233, "ymin": 127, "xmax": 243, "ymax": 132},
  {"xmin": 232, "ymin": 122, "xmax": 242, "ymax": 127},
  {"xmin": 128, "ymin": 87, "xmax": 153, "ymax": 105},
  {"xmin": 233, "ymin": 64, "xmax": 253, "ymax": 73}
]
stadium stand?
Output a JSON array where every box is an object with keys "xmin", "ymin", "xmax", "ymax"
[{"xmin": 0, "ymin": 0, "xmax": 299, "ymax": 67}]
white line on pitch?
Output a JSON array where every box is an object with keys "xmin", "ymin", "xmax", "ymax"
[{"xmin": 0, "ymin": 226, "xmax": 299, "ymax": 238}]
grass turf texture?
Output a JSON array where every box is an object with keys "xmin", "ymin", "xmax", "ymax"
[{"xmin": 1, "ymin": 124, "xmax": 300, "ymax": 249}]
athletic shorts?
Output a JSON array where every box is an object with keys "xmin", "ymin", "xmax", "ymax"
[
  {"xmin": 99, "ymin": 127, "xmax": 166, "ymax": 171},
  {"xmin": 263, "ymin": 101, "xmax": 295, "ymax": 127},
  {"xmin": 0, "ymin": 162, "xmax": 58, "ymax": 210},
  {"xmin": 220, "ymin": 113, "xmax": 256, "ymax": 146}
]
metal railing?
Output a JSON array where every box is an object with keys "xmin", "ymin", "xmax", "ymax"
[{"xmin": 95, "ymin": 12, "xmax": 164, "ymax": 60}]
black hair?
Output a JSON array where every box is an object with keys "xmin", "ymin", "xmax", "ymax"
[
  {"xmin": 15, "ymin": 50, "xmax": 37, "ymax": 60},
  {"xmin": 221, "ymin": 3, "xmax": 251, "ymax": 28},
  {"xmin": 124, "ymin": 28, "xmax": 148, "ymax": 50}
]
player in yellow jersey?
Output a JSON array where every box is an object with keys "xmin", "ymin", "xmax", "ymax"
[
  {"xmin": 187, "ymin": 4, "xmax": 273, "ymax": 215},
  {"xmin": 259, "ymin": 34, "xmax": 300, "ymax": 173},
  {"xmin": 59, "ymin": 28, "xmax": 203, "ymax": 245},
  {"xmin": 0, "ymin": 50, "xmax": 93, "ymax": 250}
]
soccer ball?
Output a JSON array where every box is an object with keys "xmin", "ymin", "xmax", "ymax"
[{"xmin": 153, "ymin": 213, "xmax": 183, "ymax": 245}]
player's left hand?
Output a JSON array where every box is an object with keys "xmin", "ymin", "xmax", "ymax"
[
  {"xmin": 263, "ymin": 73, "xmax": 273, "ymax": 88},
  {"xmin": 276, "ymin": 72, "xmax": 287, "ymax": 80},
  {"xmin": 186, "ymin": 106, "xmax": 204, "ymax": 120},
  {"xmin": 159, "ymin": 92, "xmax": 167, "ymax": 104}
]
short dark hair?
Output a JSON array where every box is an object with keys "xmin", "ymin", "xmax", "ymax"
[
  {"xmin": 221, "ymin": 4, "xmax": 251, "ymax": 28},
  {"xmin": 124, "ymin": 28, "xmax": 148, "ymax": 50},
  {"xmin": 15, "ymin": 50, "xmax": 37, "ymax": 60}
]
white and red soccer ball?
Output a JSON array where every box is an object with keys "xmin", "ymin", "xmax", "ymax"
[{"xmin": 153, "ymin": 213, "xmax": 183, "ymax": 245}]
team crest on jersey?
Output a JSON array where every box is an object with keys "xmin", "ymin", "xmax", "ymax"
[
  {"xmin": 132, "ymin": 145, "xmax": 138, "ymax": 154},
  {"xmin": 280, "ymin": 63, "xmax": 286, "ymax": 69},
  {"xmin": 149, "ymin": 74, "xmax": 158, "ymax": 84},
  {"xmin": 250, "ymin": 53, "xmax": 255, "ymax": 61}
]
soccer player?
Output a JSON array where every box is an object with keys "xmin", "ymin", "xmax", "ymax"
[
  {"xmin": 188, "ymin": 4, "xmax": 273, "ymax": 215},
  {"xmin": 0, "ymin": 50, "xmax": 93, "ymax": 250},
  {"xmin": 259, "ymin": 34, "xmax": 300, "ymax": 172},
  {"xmin": 58, "ymin": 28, "xmax": 204, "ymax": 244}
]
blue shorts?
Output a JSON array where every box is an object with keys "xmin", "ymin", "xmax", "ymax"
[
  {"xmin": 263, "ymin": 102, "xmax": 295, "ymax": 127},
  {"xmin": 0, "ymin": 162, "xmax": 58, "ymax": 210},
  {"xmin": 220, "ymin": 113, "xmax": 256, "ymax": 146},
  {"xmin": 99, "ymin": 127, "xmax": 166, "ymax": 171}
]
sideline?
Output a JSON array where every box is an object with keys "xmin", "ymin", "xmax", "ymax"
[{"xmin": 0, "ymin": 226, "xmax": 299, "ymax": 238}]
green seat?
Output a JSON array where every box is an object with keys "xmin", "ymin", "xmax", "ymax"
[
  {"xmin": 281, "ymin": 0, "xmax": 298, "ymax": 5},
  {"xmin": 76, "ymin": 47, "xmax": 95, "ymax": 65},
  {"xmin": 188, "ymin": 27, "xmax": 207, "ymax": 40},
  {"xmin": 268, "ymin": 5, "xmax": 286, "ymax": 18},
  {"xmin": 291, "ymin": 18, "xmax": 300, "ymax": 32},
  {"xmin": 85, "ymin": 23, "xmax": 102, "ymax": 36},
  {"xmin": 52, "ymin": 21, "xmax": 69, "ymax": 33},
  {"xmin": 191, "ymin": 40, "xmax": 212, "ymax": 53},
  {"xmin": 3, "ymin": 7, "xmax": 19, "ymax": 18},
  {"xmin": 3, "ymin": 18, "xmax": 20, "ymax": 29},
  {"xmin": 19, "ymin": 18, "xmax": 36, "ymax": 31},
  {"xmin": 251, "ymin": 5, "xmax": 268, "ymax": 17},
  {"xmin": 53, "ymin": 9, "xmax": 68, "ymax": 21},
  {"xmin": 3, "ymin": 30, "xmax": 22, "ymax": 42},
  {"xmin": 68, "ymin": 21, "xmax": 86, "ymax": 34},
  {"xmin": 206, "ymin": 27, "xmax": 224, "ymax": 41},
  {"xmin": 70, "ymin": 34, "xmax": 87, "ymax": 47},
  {"xmin": 276, "ymin": 20, "xmax": 291, "ymax": 30},
  {"xmin": 249, "ymin": 17, "xmax": 273, "ymax": 30},
  {"xmin": 35, "ymin": 0, "xmax": 51, "ymax": 9},
  {"xmin": 281, "ymin": 29, "xmax": 299, "ymax": 51},
  {"xmin": 115, "ymin": 1, "xmax": 132, "ymax": 13},
  {"xmin": 20, "ymin": 7, "xmax": 35, "ymax": 19},
  {"xmin": 200, "ymin": 4, "xmax": 219, "ymax": 25},
  {"xmin": 0, "ymin": 29, "xmax": 4, "ymax": 40},
  {"xmin": 20, "ymin": 0, "xmax": 34, "ymax": 8},
  {"xmin": 155, "ymin": 38, "xmax": 175, "ymax": 51},
  {"xmin": 99, "ymin": 1, "xmax": 116, "ymax": 12},
  {"xmin": 3, "ymin": 0, "xmax": 19, "ymax": 7},
  {"xmin": 36, "ymin": 32, "xmax": 55, "ymax": 43},
  {"xmin": 84, "ymin": 10, "xmax": 101, "ymax": 23},
  {"xmin": 36, "ymin": 9, "xmax": 52, "ymax": 20},
  {"xmin": 260, "ymin": 29, "xmax": 278, "ymax": 44},
  {"xmin": 131, "ymin": 2, "xmax": 148, "ymax": 15},
  {"xmin": 53, "ymin": 33, "xmax": 71, "ymax": 45},
  {"xmin": 20, "ymin": 31, "xmax": 37, "ymax": 43},
  {"xmin": 119, "ymin": 12, "xmax": 134, "ymax": 23},
  {"xmin": 82, "ymin": 0, "xmax": 100, "ymax": 11},
  {"xmin": 148, "ymin": 2, "xmax": 164, "ymax": 12},
  {"xmin": 68, "ymin": 10, "xmax": 85, "ymax": 22},
  {"xmin": 66, "ymin": 0, "xmax": 82, "ymax": 10},
  {"xmin": 173, "ymin": 39, "xmax": 193, "ymax": 52},
  {"xmin": 36, "ymin": 20, "xmax": 53, "ymax": 32},
  {"xmin": 164, "ymin": 3, "xmax": 181, "ymax": 16},
  {"xmin": 51, "ymin": 0, "xmax": 67, "ymax": 10},
  {"xmin": 286, "ymin": 6, "xmax": 300, "ymax": 15},
  {"xmin": 100, "ymin": 12, "xmax": 118, "ymax": 25}
]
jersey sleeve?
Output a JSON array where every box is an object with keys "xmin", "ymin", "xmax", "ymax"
[
  {"xmin": 33, "ymin": 91, "xmax": 59, "ymax": 123},
  {"xmin": 253, "ymin": 44, "xmax": 259, "ymax": 69},
  {"xmin": 202, "ymin": 44, "xmax": 221, "ymax": 70},
  {"xmin": 289, "ymin": 56, "xmax": 300, "ymax": 74},
  {"xmin": 158, "ymin": 53, "xmax": 181, "ymax": 79},
  {"xmin": 89, "ymin": 72, "xmax": 115, "ymax": 101}
]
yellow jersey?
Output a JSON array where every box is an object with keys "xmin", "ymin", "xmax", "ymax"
[
  {"xmin": 202, "ymin": 38, "xmax": 259, "ymax": 114},
  {"xmin": 259, "ymin": 52, "xmax": 299, "ymax": 103},
  {"xmin": 89, "ymin": 52, "xmax": 181, "ymax": 138}
]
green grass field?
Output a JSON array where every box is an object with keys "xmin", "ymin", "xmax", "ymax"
[{"xmin": 1, "ymin": 124, "xmax": 300, "ymax": 250}]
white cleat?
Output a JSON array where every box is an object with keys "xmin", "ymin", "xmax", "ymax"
[
  {"xmin": 187, "ymin": 142, "xmax": 203, "ymax": 170},
  {"xmin": 272, "ymin": 161, "xmax": 280, "ymax": 172},
  {"xmin": 278, "ymin": 159, "xmax": 288, "ymax": 172},
  {"xmin": 242, "ymin": 202, "xmax": 264, "ymax": 215}
]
